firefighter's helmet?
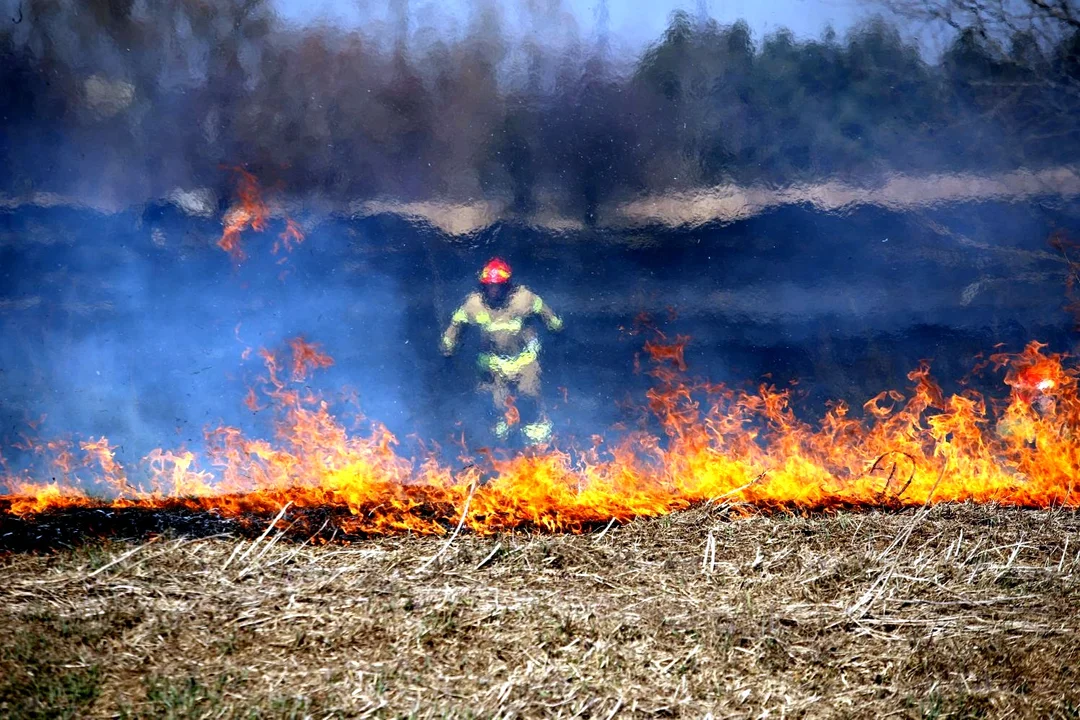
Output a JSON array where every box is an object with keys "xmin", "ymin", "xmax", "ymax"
[
  {"xmin": 479, "ymin": 258, "xmax": 512, "ymax": 285},
  {"xmin": 1013, "ymin": 364, "xmax": 1057, "ymax": 405}
]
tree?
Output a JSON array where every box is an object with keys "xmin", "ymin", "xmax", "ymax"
[{"xmin": 882, "ymin": 0, "xmax": 1080, "ymax": 164}]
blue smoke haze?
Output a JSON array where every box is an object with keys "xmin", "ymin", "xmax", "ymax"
[{"xmin": 1, "ymin": 196, "xmax": 1076, "ymax": 491}]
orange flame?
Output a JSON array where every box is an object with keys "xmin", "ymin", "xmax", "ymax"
[
  {"xmin": 218, "ymin": 168, "xmax": 268, "ymax": 262},
  {"xmin": 504, "ymin": 395, "xmax": 521, "ymax": 428},
  {"xmin": 2, "ymin": 336, "xmax": 1078, "ymax": 535},
  {"xmin": 644, "ymin": 334, "xmax": 689, "ymax": 372},
  {"xmin": 288, "ymin": 337, "xmax": 334, "ymax": 382},
  {"xmin": 218, "ymin": 168, "xmax": 305, "ymax": 263},
  {"xmin": 995, "ymin": 342, "xmax": 1071, "ymax": 406},
  {"xmin": 244, "ymin": 387, "xmax": 265, "ymax": 413},
  {"xmin": 275, "ymin": 219, "xmax": 306, "ymax": 256},
  {"xmin": 4, "ymin": 481, "xmax": 90, "ymax": 515}
]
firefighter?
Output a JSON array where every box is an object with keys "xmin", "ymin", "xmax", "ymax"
[
  {"xmin": 441, "ymin": 258, "xmax": 563, "ymax": 445},
  {"xmin": 995, "ymin": 364, "xmax": 1062, "ymax": 444}
]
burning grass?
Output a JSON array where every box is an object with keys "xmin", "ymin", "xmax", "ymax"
[
  {"xmin": 2, "ymin": 335, "xmax": 1077, "ymax": 535},
  {"xmin": 1, "ymin": 305, "xmax": 1078, "ymax": 717},
  {"xmin": 2, "ymin": 504, "xmax": 1080, "ymax": 717}
]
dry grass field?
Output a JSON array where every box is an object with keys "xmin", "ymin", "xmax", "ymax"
[{"xmin": 2, "ymin": 504, "xmax": 1080, "ymax": 718}]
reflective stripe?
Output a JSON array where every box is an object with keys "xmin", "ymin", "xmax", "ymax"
[
  {"xmin": 548, "ymin": 315, "xmax": 563, "ymax": 332},
  {"xmin": 475, "ymin": 311, "xmax": 492, "ymax": 328},
  {"xmin": 532, "ymin": 296, "xmax": 544, "ymax": 313},
  {"xmin": 452, "ymin": 308, "xmax": 468, "ymax": 324},
  {"xmin": 522, "ymin": 420, "xmax": 553, "ymax": 444},
  {"xmin": 487, "ymin": 318, "xmax": 523, "ymax": 333},
  {"xmin": 441, "ymin": 333, "xmax": 455, "ymax": 352},
  {"xmin": 479, "ymin": 342, "xmax": 540, "ymax": 378},
  {"xmin": 502, "ymin": 350, "xmax": 536, "ymax": 375}
]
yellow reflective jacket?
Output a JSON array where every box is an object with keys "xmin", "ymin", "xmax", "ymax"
[{"xmin": 441, "ymin": 286, "xmax": 562, "ymax": 359}]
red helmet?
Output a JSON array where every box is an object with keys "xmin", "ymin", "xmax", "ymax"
[
  {"xmin": 1010, "ymin": 363, "xmax": 1058, "ymax": 405},
  {"xmin": 479, "ymin": 257, "xmax": 512, "ymax": 285}
]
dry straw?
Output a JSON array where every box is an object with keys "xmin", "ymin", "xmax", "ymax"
[{"xmin": 2, "ymin": 504, "xmax": 1079, "ymax": 717}]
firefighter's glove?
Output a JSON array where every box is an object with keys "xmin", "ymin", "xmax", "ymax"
[{"xmin": 522, "ymin": 420, "xmax": 553, "ymax": 445}]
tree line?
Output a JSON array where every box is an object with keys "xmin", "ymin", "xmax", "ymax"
[{"xmin": 1, "ymin": 0, "xmax": 1078, "ymax": 221}]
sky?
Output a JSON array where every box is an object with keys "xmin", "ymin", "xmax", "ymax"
[{"xmin": 273, "ymin": 0, "xmax": 885, "ymax": 50}]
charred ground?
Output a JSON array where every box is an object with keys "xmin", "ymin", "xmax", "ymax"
[
  {"xmin": 0, "ymin": 496, "xmax": 969, "ymax": 553},
  {"xmin": 2, "ymin": 505, "xmax": 1080, "ymax": 718}
]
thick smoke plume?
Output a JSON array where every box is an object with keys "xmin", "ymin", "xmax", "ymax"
[{"xmin": 2, "ymin": 0, "xmax": 1080, "ymax": 219}]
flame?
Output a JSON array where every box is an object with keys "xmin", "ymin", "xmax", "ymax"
[
  {"xmin": 274, "ymin": 219, "xmax": 306, "ymax": 255},
  {"xmin": 504, "ymin": 395, "xmax": 520, "ymax": 428},
  {"xmin": 218, "ymin": 168, "xmax": 305, "ymax": 263},
  {"xmin": 146, "ymin": 449, "xmax": 215, "ymax": 498},
  {"xmin": 218, "ymin": 168, "xmax": 268, "ymax": 262},
  {"xmin": 244, "ymin": 387, "xmax": 265, "ymax": 413},
  {"xmin": 4, "ymin": 481, "xmax": 90, "ymax": 515},
  {"xmin": 2, "ymin": 335, "xmax": 1078, "ymax": 536},
  {"xmin": 288, "ymin": 337, "xmax": 334, "ymax": 382},
  {"xmin": 996, "ymin": 342, "xmax": 1070, "ymax": 406},
  {"xmin": 643, "ymin": 334, "xmax": 689, "ymax": 372},
  {"xmin": 80, "ymin": 437, "xmax": 130, "ymax": 494}
]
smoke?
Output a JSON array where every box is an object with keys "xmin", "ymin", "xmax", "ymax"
[
  {"xmin": 0, "ymin": 206, "xmax": 420, "ymax": 472},
  {"xmin": 0, "ymin": 197, "xmax": 1077, "ymax": 488}
]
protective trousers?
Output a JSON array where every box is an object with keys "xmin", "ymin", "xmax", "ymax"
[{"xmin": 478, "ymin": 343, "xmax": 552, "ymax": 445}]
